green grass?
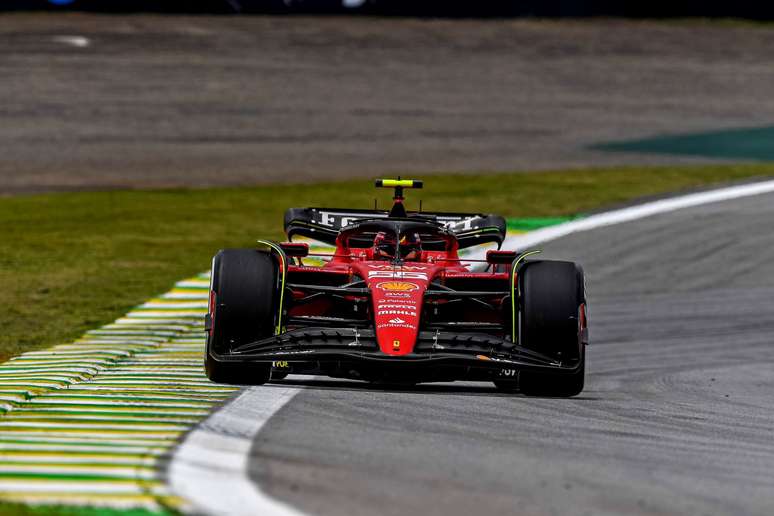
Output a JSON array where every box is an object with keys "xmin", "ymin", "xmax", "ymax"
[{"xmin": 0, "ymin": 164, "xmax": 771, "ymax": 362}]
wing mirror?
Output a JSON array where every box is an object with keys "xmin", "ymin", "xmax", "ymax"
[
  {"xmin": 486, "ymin": 250, "xmax": 518, "ymax": 265},
  {"xmin": 280, "ymin": 242, "xmax": 309, "ymax": 258}
]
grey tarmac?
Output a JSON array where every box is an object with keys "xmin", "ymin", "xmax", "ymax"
[
  {"xmin": 245, "ymin": 191, "xmax": 774, "ymax": 516},
  {"xmin": 5, "ymin": 14, "xmax": 774, "ymax": 193}
]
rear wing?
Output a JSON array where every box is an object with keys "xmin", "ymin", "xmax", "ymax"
[{"xmin": 284, "ymin": 207, "xmax": 506, "ymax": 249}]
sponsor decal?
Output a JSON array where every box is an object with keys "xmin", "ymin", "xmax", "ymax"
[
  {"xmin": 392, "ymin": 340, "xmax": 401, "ymax": 351},
  {"xmin": 442, "ymin": 217, "xmax": 476, "ymax": 231},
  {"xmin": 377, "ymin": 303, "xmax": 417, "ymax": 310},
  {"xmin": 499, "ymin": 369, "xmax": 517, "ymax": 377},
  {"xmin": 376, "ymin": 281, "xmax": 419, "ymax": 292},
  {"xmin": 388, "ymin": 317, "xmax": 406, "ymax": 324},
  {"xmin": 312, "ymin": 210, "xmax": 482, "ymax": 232},
  {"xmin": 369, "ymin": 271, "xmax": 428, "ymax": 280},
  {"xmin": 316, "ymin": 211, "xmax": 374, "ymax": 228},
  {"xmin": 377, "ymin": 310, "xmax": 417, "ymax": 317},
  {"xmin": 272, "ymin": 361, "xmax": 290, "ymax": 368},
  {"xmin": 368, "ymin": 264, "xmax": 427, "ymax": 271},
  {"xmin": 377, "ymin": 322, "xmax": 416, "ymax": 329},
  {"xmin": 385, "ymin": 292, "xmax": 411, "ymax": 298}
]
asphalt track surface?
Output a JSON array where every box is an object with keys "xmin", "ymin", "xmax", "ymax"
[
  {"xmin": 244, "ymin": 191, "xmax": 774, "ymax": 516},
  {"xmin": 5, "ymin": 15, "xmax": 774, "ymax": 193}
]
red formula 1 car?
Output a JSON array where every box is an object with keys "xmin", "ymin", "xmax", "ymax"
[{"xmin": 205, "ymin": 180, "xmax": 587, "ymax": 396}]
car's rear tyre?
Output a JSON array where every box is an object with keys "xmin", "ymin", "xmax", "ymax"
[
  {"xmin": 205, "ymin": 249, "xmax": 278, "ymax": 385},
  {"xmin": 500, "ymin": 260, "xmax": 585, "ymax": 397}
]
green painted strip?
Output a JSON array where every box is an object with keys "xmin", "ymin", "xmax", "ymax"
[
  {"xmin": 0, "ymin": 466, "xmax": 158, "ymax": 480},
  {"xmin": 87, "ymin": 377, "xmax": 209, "ymax": 382},
  {"xmin": 111, "ymin": 362, "xmax": 202, "ymax": 367},
  {"xmin": 0, "ymin": 472, "xmax": 162, "ymax": 482},
  {"xmin": 3, "ymin": 414, "xmax": 203, "ymax": 423},
  {"xmin": 30, "ymin": 395, "xmax": 215, "ymax": 404},
  {"xmin": 0, "ymin": 501, "xmax": 176, "ymax": 516},
  {"xmin": 7, "ymin": 357, "xmax": 116, "ymax": 362},
  {"xmin": 506, "ymin": 216, "xmax": 581, "ymax": 232},
  {"xmin": 0, "ymin": 438, "xmax": 171, "ymax": 447},
  {"xmin": 40, "ymin": 389, "xmax": 227, "ymax": 402},
  {"xmin": 0, "ymin": 449, "xmax": 164, "ymax": 457},
  {"xmin": 94, "ymin": 370, "xmax": 206, "ymax": 376},
  {"xmin": 0, "ymin": 382, "xmax": 70, "ymax": 389},
  {"xmin": 0, "ymin": 428, "xmax": 183, "ymax": 437},
  {"xmin": 0, "ymin": 367, "xmax": 96, "ymax": 374},
  {"xmin": 70, "ymin": 386, "xmax": 230, "ymax": 393},
  {"xmin": 592, "ymin": 124, "xmax": 774, "ymax": 160},
  {"xmin": 23, "ymin": 405, "xmax": 209, "ymax": 413}
]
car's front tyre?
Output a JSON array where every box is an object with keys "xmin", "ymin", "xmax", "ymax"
[
  {"xmin": 205, "ymin": 249, "xmax": 278, "ymax": 385},
  {"xmin": 496, "ymin": 260, "xmax": 586, "ymax": 397}
]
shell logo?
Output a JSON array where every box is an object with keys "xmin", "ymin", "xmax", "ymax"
[{"xmin": 376, "ymin": 281, "xmax": 419, "ymax": 292}]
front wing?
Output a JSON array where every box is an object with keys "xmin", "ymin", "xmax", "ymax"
[{"xmin": 210, "ymin": 327, "xmax": 582, "ymax": 382}]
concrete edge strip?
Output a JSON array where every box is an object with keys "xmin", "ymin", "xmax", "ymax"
[
  {"xmin": 168, "ymin": 387, "xmax": 306, "ymax": 516},
  {"xmin": 169, "ymin": 177, "xmax": 774, "ymax": 515}
]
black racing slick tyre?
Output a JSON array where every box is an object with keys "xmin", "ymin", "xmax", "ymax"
[
  {"xmin": 506, "ymin": 260, "xmax": 586, "ymax": 397},
  {"xmin": 205, "ymin": 249, "xmax": 278, "ymax": 385}
]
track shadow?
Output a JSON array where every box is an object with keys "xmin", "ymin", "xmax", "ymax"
[{"xmin": 264, "ymin": 376, "xmax": 599, "ymax": 400}]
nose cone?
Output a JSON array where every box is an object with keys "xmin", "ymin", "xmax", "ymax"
[
  {"xmin": 371, "ymin": 280, "xmax": 424, "ymax": 355},
  {"xmin": 355, "ymin": 263, "xmax": 432, "ymax": 355}
]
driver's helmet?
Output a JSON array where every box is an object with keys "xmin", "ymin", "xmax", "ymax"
[
  {"xmin": 399, "ymin": 232, "xmax": 422, "ymax": 261},
  {"xmin": 373, "ymin": 231, "xmax": 396, "ymax": 260}
]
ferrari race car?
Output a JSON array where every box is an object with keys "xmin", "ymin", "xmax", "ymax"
[{"xmin": 205, "ymin": 179, "xmax": 588, "ymax": 396}]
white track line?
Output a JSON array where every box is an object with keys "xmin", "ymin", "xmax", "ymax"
[
  {"xmin": 52, "ymin": 36, "xmax": 91, "ymax": 48},
  {"xmin": 169, "ymin": 386, "xmax": 306, "ymax": 516},
  {"xmin": 169, "ymin": 178, "xmax": 774, "ymax": 515},
  {"xmin": 471, "ymin": 178, "xmax": 774, "ymax": 257}
]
